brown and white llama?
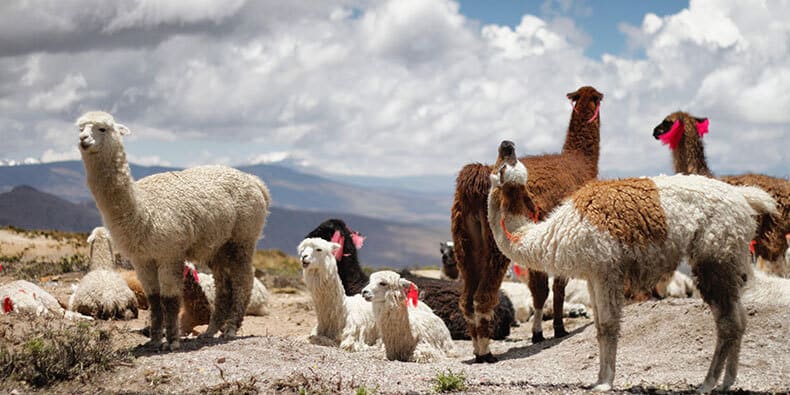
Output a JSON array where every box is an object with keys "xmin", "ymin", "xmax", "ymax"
[
  {"xmin": 654, "ymin": 112, "xmax": 789, "ymax": 277},
  {"xmin": 488, "ymin": 140, "xmax": 775, "ymax": 392},
  {"xmin": 451, "ymin": 86, "xmax": 602, "ymax": 362}
]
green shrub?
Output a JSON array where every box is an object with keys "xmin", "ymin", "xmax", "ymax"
[{"xmin": 433, "ymin": 369, "xmax": 467, "ymax": 393}]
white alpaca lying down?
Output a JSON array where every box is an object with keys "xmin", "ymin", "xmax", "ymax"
[
  {"xmin": 298, "ymin": 238, "xmax": 379, "ymax": 351},
  {"xmin": 362, "ymin": 270, "xmax": 454, "ymax": 363},
  {"xmin": 2, "ymin": 280, "xmax": 91, "ymax": 321}
]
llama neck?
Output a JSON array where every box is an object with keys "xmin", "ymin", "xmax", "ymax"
[
  {"xmin": 672, "ymin": 129, "xmax": 713, "ymax": 177},
  {"xmin": 487, "ymin": 187, "xmax": 548, "ymax": 272},
  {"xmin": 562, "ymin": 101, "xmax": 600, "ymax": 174},
  {"xmin": 374, "ymin": 298, "xmax": 416, "ymax": 360},
  {"xmin": 82, "ymin": 146, "xmax": 145, "ymax": 229},
  {"xmin": 90, "ymin": 237, "xmax": 115, "ymax": 270},
  {"xmin": 304, "ymin": 264, "xmax": 348, "ymax": 339}
]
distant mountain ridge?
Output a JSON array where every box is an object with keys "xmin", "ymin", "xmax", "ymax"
[
  {"xmin": 0, "ymin": 185, "xmax": 446, "ymax": 269},
  {"xmin": 0, "ymin": 161, "xmax": 451, "ymax": 227}
]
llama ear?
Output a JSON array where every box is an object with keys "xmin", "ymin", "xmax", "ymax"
[
  {"xmin": 115, "ymin": 123, "xmax": 131, "ymax": 136},
  {"xmin": 399, "ymin": 279, "xmax": 419, "ymax": 307},
  {"xmin": 694, "ymin": 117, "xmax": 709, "ymax": 138},
  {"xmin": 350, "ymin": 231, "xmax": 365, "ymax": 250},
  {"xmin": 329, "ymin": 242, "xmax": 342, "ymax": 252}
]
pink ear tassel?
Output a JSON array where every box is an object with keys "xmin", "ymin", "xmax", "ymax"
[
  {"xmin": 659, "ymin": 120, "xmax": 684, "ymax": 150},
  {"xmin": 405, "ymin": 283, "xmax": 419, "ymax": 307},
  {"xmin": 696, "ymin": 118, "xmax": 709, "ymax": 138},
  {"xmin": 330, "ymin": 230, "xmax": 345, "ymax": 262},
  {"xmin": 588, "ymin": 101, "xmax": 600, "ymax": 123},
  {"xmin": 350, "ymin": 231, "xmax": 365, "ymax": 250}
]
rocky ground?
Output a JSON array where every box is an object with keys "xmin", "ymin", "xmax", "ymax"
[{"xmin": 1, "ymin": 228, "xmax": 788, "ymax": 394}]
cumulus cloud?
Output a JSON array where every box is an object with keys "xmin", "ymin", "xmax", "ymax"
[{"xmin": 0, "ymin": 0, "xmax": 786, "ymax": 179}]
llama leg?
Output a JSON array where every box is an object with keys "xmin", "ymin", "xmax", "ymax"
[
  {"xmin": 202, "ymin": 269, "xmax": 231, "ymax": 338},
  {"xmin": 134, "ymin": 260, "xmax": 163, "ymax": 347},
  {"xmin": 473, "ymin": 257, "xmax": 507, "ymax": 363},
  {"xmin": 221, "ymin": 242, "xmax": 255, "ymax": 338},
  {"xmin": 528, "ymin": 269, "xmax": 550, "ymax": 342},
  {"xmin": 590, "ymin": 281, "xmax": 623, "ymax": 392},
  {"xmin": 693, "ymin": 260, "xmax": 746, "ymax": 393},
  {"xmin": 460, "ymin": 267, "xmax": 479, "ymax": 356},
  {"xmin": 551, "ymin": 275, "xmax": 569, "ymax": 337},
  {"xmin": 158, "ymin": 263, "xmax": 184, "ymax": 351}
]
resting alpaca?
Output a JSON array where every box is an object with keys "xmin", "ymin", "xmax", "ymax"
[
  {"xmin": 453, "ymin": 86, "xmax": 603, "ymax": 362},
  {"xmin": 488, "ymin": 140, "xmax": 775, "ymax": 392},
  {"xmin": 68, "ymin": 227, "xmax": 138, "ymax": 320},
  {"xmin": 77, "ymin": 111, "xmax": 270, "ymax": 350},
  {"xmin": 653, "ymin": 112, "xmax": 789, "ymax": 277},
  {"xmin": 298, "ymin": 238, "xmax": 378, "ymax": 351},
  {"xmin": 362, "ymin": 271, "xmax": 454, "ymax": 362},
  {"xmin": 306, "ymin": 219, "xmax": 515, "ymax": 340}
]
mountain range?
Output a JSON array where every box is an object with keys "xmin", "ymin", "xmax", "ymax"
[{"xmin": 0, "ymin": 161, "xmax": 454, "ymax": 268}]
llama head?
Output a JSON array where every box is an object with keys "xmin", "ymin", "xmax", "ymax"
[
  {"xmin": 297, "ymin": 237, "xmax": 341, "ymax": 273},
  {"xmin": 439, "ymin": 241, "xmax": 459, "ymax": 280},
  {"xmin": 76, "ymin": 111, "xmax": 130, "ymax": 154},
  {"xmin": 87, "ymin": 226, "xmax": 115, "ymax": 270},
  {"xmin": 567, "ymin": 86, "xmax": 604, "ymax": 123},
  {"xmin": 490, "ymin": 140, "xmax": 527, "ymax": 188},
  {"xmin": 652, "ymin": 111, "xmax": 709, "ymax": 150},
  {"xmin": 361, "ymin": 270, "xmax": 418, "ymax": 307},
  {"xmin": 305, "ymin": 218, "xmax": 364, "ymax": 263}
]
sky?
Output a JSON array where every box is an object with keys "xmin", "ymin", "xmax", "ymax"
[{"xmin": 0, "ymin": 0, "xmax": 787, "ymax": 179}]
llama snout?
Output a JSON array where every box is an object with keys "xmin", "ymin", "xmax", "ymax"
[{"xmin": 361, "ymin": 289, "xmax": 373, "ymax": 302}]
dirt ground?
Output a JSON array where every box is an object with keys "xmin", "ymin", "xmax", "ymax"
[{"xmin": 1, "ymin": 230, "xmax": 789, "ymax": 394}]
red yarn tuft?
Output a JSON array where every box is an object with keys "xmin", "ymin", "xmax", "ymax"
[
  {"xmin": 2, "ymin": 297, "xmax": 13, "ymax": 313},
  {"xmin": 658, "ymin": 119, "xmax": 684, "ymax": 150},
  {"xmin": 405, "ymin": 283, "xmax": 419, "ymax": 308},
  {"xmin": 696, "ymin": 118, "xmax": 709, "ymax": 138},
  {"xmin": 330, "ymin": 230, "xmax": 345, "ymax": 262}
]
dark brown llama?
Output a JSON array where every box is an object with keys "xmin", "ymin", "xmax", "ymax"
[
  {"xmin": 452, "ymin": 86, "xmax": 603, "ymax": 362},
  {"xmin": 653, "ymin": 112, "xmax": 789, "ymax": 276}
]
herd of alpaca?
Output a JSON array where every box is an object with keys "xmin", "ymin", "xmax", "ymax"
[
  {"xmin": 0, "ymin": 88, "xmax": 783, "ymax": 392},
  {"xmin": 451, "ymin": 86, "xmax": 603, "ymax": 362},
  {"xmin": 488, "ymin": 140, "xmax": 776, "ymax": 391}
]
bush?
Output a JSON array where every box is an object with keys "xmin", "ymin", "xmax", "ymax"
[
  {"xmin": 433, "ymin": 369, "xmax": 467, "ymax": 393},
  {"xmin": 0, "ymin": 313, "xmax": 130, "ymax": 388}
]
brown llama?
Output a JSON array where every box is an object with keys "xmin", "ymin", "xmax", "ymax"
[
  {"xmin": 451, "ymin": 86, "xmax": 602, "ymax": 362},
  {"xmin": 653, "ymin": 112, "xmax": 789, "ymax": 277}
]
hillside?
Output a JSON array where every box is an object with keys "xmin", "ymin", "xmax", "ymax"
[
  {"xmin": 0, "ymin": 186, "xmax": 447, "ymax": 268},
  {"xmin": 0, "ymin": 161, "xmax": 452, "ymax": 226}
]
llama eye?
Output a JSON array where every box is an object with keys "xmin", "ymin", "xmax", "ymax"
[
  {"xmin": 379, "ymin": 281, "xmax": 387, "ymax": 286},
  {"xmin": 98, "ymin": 128, "xmax": 107, "ymax": 132},
  {"xmin": 316, "ymin": 248, "xmax": 322, "ymax": 252}
]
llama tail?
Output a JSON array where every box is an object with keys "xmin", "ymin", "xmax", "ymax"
[{"xmin": 737, "ymin": 186, "xmax": 777, "ymax": 216}]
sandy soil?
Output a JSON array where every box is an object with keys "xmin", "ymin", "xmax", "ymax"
[{"xmin": 2, "ymin": 231, "xmax": 788, "ymax": 394}]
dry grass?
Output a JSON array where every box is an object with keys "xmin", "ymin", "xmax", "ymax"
[
  {"xmin": 253, "ymin": 249, "xmax": 305, "ymax": 290},
  {"xmin": 0, "ymin": 313, "xmax": 131, "ymax": 388},
  {"xmin": 0, "ymin": 252, "xmax": 89, "ymax": 281}
]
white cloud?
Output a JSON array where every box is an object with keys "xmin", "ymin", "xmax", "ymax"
[
  {"xmin": 40, "ymin": 149, "xmax": 80, "ymax": 163},
  {"xmin": 0, "ymin": 0, "xmax": 786, "ymax": 179}
]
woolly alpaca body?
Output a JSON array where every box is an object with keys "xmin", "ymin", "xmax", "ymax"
[
  {"xmin": 298, "ymin": 238, "xmax": 378, "ymax": 351},
  {"xmin": 69, "ymin": 227, "xmax": 138, "ymax": 320},
  {"xmin": 2, "ymin": 280, "xmax": 91, "ymax": 321},
  {"xmin": 743, "ymin": 270, "xmax": 790, "ymax": 306},
  {"xmin": 120, "ymin": 270, "xmax": 148, "ymax": 309},
  {"xmin": 452, "ymin": 86, "xmax": 602, "ymax": 360},
  {"xmin": 305, "ymin": 219, "xmax": 514, "ymax": 340},
  {"xmin": 362, "ymin": 271, "xmax": 454, "ymax": 363},
  {"xmin": 77, "ymin": 111, "xmax": 270, "ymax": 350},
  {"xmin": 654, "ymin": 112, "xmax": 789, "ymax": 276},
  {"xmin": 489, "ymin": 145, "xmax": 775, "ymax": 392}
]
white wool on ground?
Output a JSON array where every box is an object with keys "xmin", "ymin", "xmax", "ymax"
[
  {"xmin": 2, "ymin": 280, "xmax": 92, "ymax": 321},
  {"xmin": 191, "ymin": 270, "xmax": 270, "ymax": 316}
]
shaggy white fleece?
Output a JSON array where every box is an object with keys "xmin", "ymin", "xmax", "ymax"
[
  {"xmin": 362, "ymin": 270, "xmax": 454, "ymax": 363},
  {"xmin": 299, "ymin": 238, "xmax": 378, "ymax": 351}
]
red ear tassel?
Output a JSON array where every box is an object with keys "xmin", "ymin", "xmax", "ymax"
[
  {"xmin": 530, "ymin": 205, "xmax": 540, "ymax": 223},
  {"xmin": 749, "ymin": 240, "xmax": 756, "ymax": 254},
  {"xmin": 405, "ymin": 283, "xmax": 419, "ymax": 308},
  {"xmin": 330, "ymin": 230, "xmax": 345, "ymax": 262},
  {"xmin": 500, "ymin": 217, "xmax": 521, "ymax": 243},
  {"xmin": 513, "ymin": 264, "xmax": 523, "ymax": 277},
  {"xmin": 2, "ymin": 296, "xmax": 13, "ymax": 313}
]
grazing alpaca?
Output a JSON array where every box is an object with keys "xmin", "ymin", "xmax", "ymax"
[
  {"xmin": 452, "ymin": 86, "xmax": 602, "ymax": 361},
  {"xmin": 68, "ymin": 227, "xmax": 138, "ymax": 320},
  {"xmin": 362, "ymin": 271, "xmax": 454, "ymax": 362},
  {"xmin": 439, "ymin": 241, "xmax": 459, "ymax": 281},
  {"xmin": 653, "ymin": 112, "xmax": 789, "ymax": 277},
  {"xmin": 305, "ymin": 219, "xmax": 515, "ymax": 340},
  {"xmin": 76, "ymin": 111, "xmax": 270, "ymax": 350},
  {"xmin": 488, "ymin": 140, "xmax": 775, "ymax": 392},
  {"xmin": 298, "ymin": 238, "xmax": 378, "ymax": 351}
]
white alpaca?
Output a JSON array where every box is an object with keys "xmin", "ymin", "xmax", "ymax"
[
  {"xmin": 2, "ymin": 280, "xmax": 92, "ymax": 321},
  {"xmin": 68, "ymin": 227, "xmax": 138, "ymax": 320},
  {"xmin": 362, "ymin": 271, "xmax": 454, "ymax": 363},
  {"xmin": 76, "ymin": 111, "xmax": 270, "ymax": 350},
  {"xmin": 743, "ymin": 270, "xmax": 790, "ymax": 306},
  {"xmin": 488, "ymin": 141, "xmax": 775, "ymax": 392},
  {"xmin": 298, "ymin": 238, "xmax": 378, "ymax": 351}
]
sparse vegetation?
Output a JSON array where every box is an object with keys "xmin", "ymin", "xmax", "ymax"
[
  {"xmin": 253, "ymin": 249, "xmax": 304, "ymax": 290},
  {"xmin": 199, "ymin": 376, "xmax": 259, "ymax": 394},
  {"xmin": 4, "ymin": 225, "xmax": 88, "ymax": 246},
  {"xmin": 1, "ymin": 253, "xmax": 88, "ymax": 280},
  {"xmin": 0, "ymin": 313, "xmax": 131, "ymax": 388},
  {"xmin": 433, "ymin": 369, "xmax": 467, "ymax": 393},
  {"xmin": 271, "ymin": 369, "xmax": 359, "ymax": 394}
]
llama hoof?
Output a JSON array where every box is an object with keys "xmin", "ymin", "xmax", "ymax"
[
  {"xmin": 160, "ymin": 339, "xmax": 181, "ymax": 351},
  {"xmin": 592, "ymin": 383, "xmax": 611, "ymax": 392},
  {"xmin": 532, "ymin": 332, "xmax": 545, "ymax": 343},
  {"xmin": 554, "ymin": 327, "xmax": 569, "ymax": 338},
  {"xmin": 474, "ymin": 353, "xmax": 498, "ymax": 363},
  {"xmin": 220, "ymin": 329, "xmax": 237, "ymax": 339}
]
